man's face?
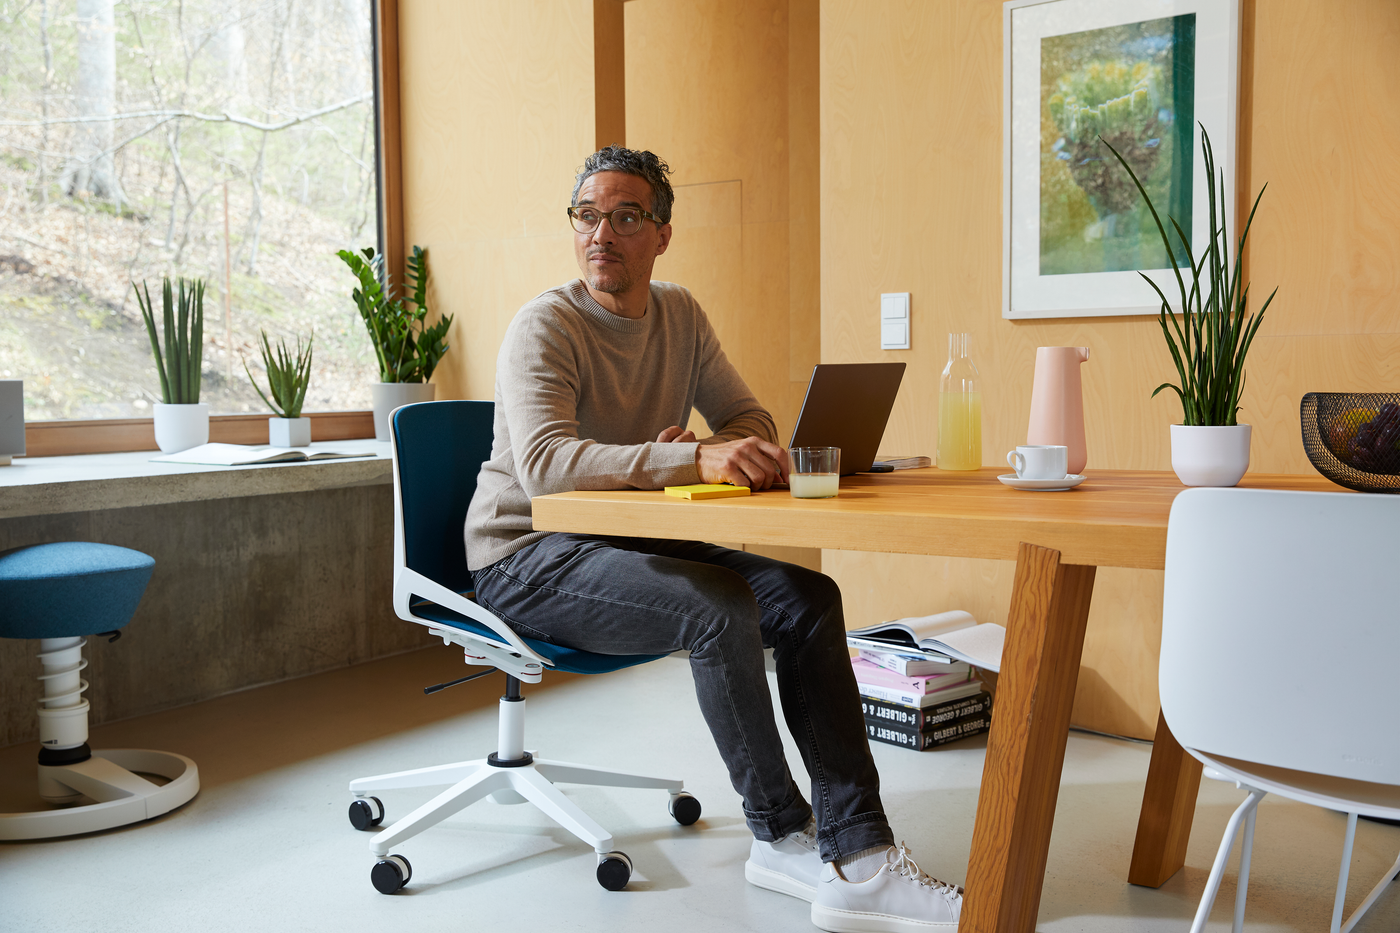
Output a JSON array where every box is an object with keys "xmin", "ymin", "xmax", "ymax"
[{"xmin": 572, "ymin": 171, "xmax": 671, "ymax": 299}]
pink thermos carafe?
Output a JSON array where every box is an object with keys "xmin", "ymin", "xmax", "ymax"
[{"xmin": 1026, "ymin": 347, "xmax": 1090, "ymax": 475}]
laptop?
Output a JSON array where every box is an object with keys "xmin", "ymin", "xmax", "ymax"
[{"xmin": 788, "ymin": 363, "xmax": 905, "ymax": 474}]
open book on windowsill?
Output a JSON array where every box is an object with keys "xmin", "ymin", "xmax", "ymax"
[
  {"xmin": 151, "ymin": 443, "xmax": 376, "ymax": 466},
  {"xmin": 846, "ymin": 609, "xmax": 1005, "ymax": 673}
]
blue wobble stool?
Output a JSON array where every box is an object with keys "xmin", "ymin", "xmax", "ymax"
[{"xmin": 0, "ymin": 542, "xmax": 199, "ymax": 840}]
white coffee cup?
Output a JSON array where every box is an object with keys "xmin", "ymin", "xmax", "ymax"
[{"xmin": 1007, "ymin": 445, "xmax": 1069, "ymax": 480}]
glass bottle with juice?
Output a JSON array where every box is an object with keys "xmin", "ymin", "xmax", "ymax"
[{"xmin": 938, "ymin": 333, "xmax": 982, "ymax": 470}]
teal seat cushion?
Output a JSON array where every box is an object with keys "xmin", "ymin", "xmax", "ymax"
[
  {"xmin": 410, "ymin": 597, "xmax": 666, "ymax": 676},
  {"xmin": 0, "ymin": 542, "xmax": 155, "ymax": 640}
]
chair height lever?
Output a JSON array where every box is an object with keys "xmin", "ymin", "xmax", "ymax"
[{"xmin": 424, "ymin": 669, "xmax": 498, "ymax": 695}]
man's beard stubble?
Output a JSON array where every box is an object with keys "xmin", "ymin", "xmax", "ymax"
[{"xmin": 585, "ymin": 249, "xmax": 632, "ymax": 294}]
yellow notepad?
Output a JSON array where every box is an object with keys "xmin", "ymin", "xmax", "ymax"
[{"xmin": 664, "ymin": 484, "xmax": 752, "ymax": 500}]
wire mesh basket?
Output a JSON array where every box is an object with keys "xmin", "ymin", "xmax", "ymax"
[{"xmin": 1300, "ymin": 392, "xmax": 1400, "ymax": 493}]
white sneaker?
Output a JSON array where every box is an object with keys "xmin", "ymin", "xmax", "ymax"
[
  {"xmin": 810, "ymin": 844, "xmax": 963, "ymax": 932},
  {"xmin": 744, "ymin": 820, "xmax": 822, "ymax": 901}
]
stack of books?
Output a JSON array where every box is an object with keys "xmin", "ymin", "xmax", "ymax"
[{"xmin": 848, "ymin": 610, "xmax": 1001, "ymax": 751}]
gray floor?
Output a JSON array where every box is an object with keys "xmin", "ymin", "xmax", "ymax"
[{"xmin": 1, "ymin": 649, "xmax": 1396, "ymax": 932}]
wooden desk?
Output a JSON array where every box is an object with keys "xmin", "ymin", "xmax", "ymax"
[{"xmin": 533, "ymin": 467, "xmax": 1340, "ymax": 933}]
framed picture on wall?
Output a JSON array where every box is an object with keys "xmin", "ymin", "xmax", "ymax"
[{"xmin": 1003, "ymin": 0, "xmax": 1241, "ymax": 319}]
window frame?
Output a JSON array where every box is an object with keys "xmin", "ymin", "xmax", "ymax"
[{"xmin": 21, "ymin": 0, "xmax": 404, "ymax": 457}]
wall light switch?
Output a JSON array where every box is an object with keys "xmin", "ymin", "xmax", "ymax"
[
  {"xmin": 881, "ymin": 321, "xmax": 909, "ymax": 349},
  {"xmin": 880, "ymin": 293, "xmax": 910, "ymax": 349}
]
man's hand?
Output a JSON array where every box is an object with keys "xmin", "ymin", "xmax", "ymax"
[
  {"xmin": 656, "ymin": 425, "xmax": 697, "ymax": 444},
  {"xmin": 696, "ymin": 437, "xmax": 789, "ymax": 490}
]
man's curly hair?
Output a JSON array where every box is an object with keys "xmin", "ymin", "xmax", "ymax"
[{"xmin": 571, "ymin": 146, "xmax": 675, "ymax": 224}]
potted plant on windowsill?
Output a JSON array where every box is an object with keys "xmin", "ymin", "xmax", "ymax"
[
  {"xmin": 244, "ymin": 330, "xmax": 313, "ymax": 447},
  {"xmin": 337, "ymin": 245, "xmax": 453, "ymax": 440},
  {"xmin": 1104, "ymin": 126, "xmax": 1276, "ymax": 487},
  {"xmin": 135, "ymin": 278, "xmax": 208, "ymax": 453}
]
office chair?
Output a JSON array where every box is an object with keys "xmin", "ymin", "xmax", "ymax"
[
  {"xmin": 1161, "ymin": 488, "xmax": 1400, "ymax": 933},
  {"xmin": 0, "ymin": 542, "xmax": 199, "ymax": 839},
  {"xmin": 346, "ymin": 400, "xmax": 701, "ymax": 894}
]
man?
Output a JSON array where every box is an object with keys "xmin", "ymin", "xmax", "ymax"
[{"xmin": 465, "ymin": 146, "xmax": 962, "ymax": 932}]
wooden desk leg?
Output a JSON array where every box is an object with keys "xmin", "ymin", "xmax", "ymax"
[
  {"xmin": 1127, "ymin": 710, "xmax": 1204, "ymax": 887},
  {"xmin": 962, "ymin": 542, "xmax": 1096, "ymax": 933}
]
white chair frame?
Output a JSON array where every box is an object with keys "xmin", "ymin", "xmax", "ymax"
[
  {"xmin": 1162, "ymin": 487, "xmax": 1400, "ymax": 933},
  {"xmin": 1188, "ymin": 755, "xmax": 1400, "ymax": 933},
  {"xmin": 346, "ymin": 402, "xmax": 694, "ymax": 893}
]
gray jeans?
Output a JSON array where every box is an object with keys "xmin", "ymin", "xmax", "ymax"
[{"xmin": 471, "ymin": 533, "xmax": 894, "ymax": 861}]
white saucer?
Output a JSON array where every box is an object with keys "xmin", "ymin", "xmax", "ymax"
[{"xmin": 997, "ymin": 473, "xmax": 1087, "ymax": 491}]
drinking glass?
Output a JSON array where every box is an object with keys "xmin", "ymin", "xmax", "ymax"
[{"xmin": 789, "ymin": 447, "xmax": 840, "ymax": 498}]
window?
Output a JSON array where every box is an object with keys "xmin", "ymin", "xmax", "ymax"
[{"xmin": 1, "ymin": 0, "xmax": 380, "ymax": 421}]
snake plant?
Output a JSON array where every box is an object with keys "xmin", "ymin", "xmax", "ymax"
[
  {"xmin": 1102, "ymin": 126, "xmax": 1275, "ymax": 426},
  {"xmin": 134, "ymin": 277, "xmax": 204, "ymax": 404}
]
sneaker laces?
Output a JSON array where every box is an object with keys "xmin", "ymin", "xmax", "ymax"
[
  {"xmin": 886, "ymin": 844, "xmax": 963, "ymax": 899},
  {"xmin": 789, "ymin": 819, "xmax": 818, "ymax": 849}
]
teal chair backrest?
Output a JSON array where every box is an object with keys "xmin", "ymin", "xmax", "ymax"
[{"xmin": 391, "ymin": 400, "xmax": 496, "ymax": 596}]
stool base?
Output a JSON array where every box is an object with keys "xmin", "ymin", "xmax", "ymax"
[{"xmin": 0, "ymin": 748, "xmax": 199, "ymax": 841}]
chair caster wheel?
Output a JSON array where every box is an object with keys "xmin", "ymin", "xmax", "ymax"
[
  {"xmin": 596, "ymin": 851, "xmax": 632, "ymax": 891},
  {"xmin": 668, "ymin": 791, "xmax": 701, "ymax": 826},
  {"xmin": 349, "ymin": 796, "xmax": 385, "ymax": 830},
  {"xmin": 371, "ymin": 854, "xmax": 412, "ymax": 894}
]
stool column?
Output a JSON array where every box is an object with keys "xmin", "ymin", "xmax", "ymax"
[{"xmin": 36, "ymin": 636, "xmax": 92, "ymax": 802}]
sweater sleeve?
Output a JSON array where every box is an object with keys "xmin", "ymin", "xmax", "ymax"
[
  {"xmin": 498, "ymin": 311, "xmax": 702, "ymax": 498},
  {"xmin": 690, "ymin": 301, "xmax": 780, "ymax": 445}
]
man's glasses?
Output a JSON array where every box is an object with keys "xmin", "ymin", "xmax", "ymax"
[{"xmin": 566, "ymin": 205, "xmax": 661, "ymax": 236}]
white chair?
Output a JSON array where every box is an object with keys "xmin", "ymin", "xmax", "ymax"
[
  {"xmin": 345, "ymin": 400, "xmax": 700, "ymax": 896},
  {"xmin": 1162, "ymin": 487, "xmax": 1400, "ymax": 933}
]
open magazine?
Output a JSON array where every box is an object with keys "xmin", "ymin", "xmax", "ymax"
[
  {"xmin": 847, "ymin": 609, "xmax": 1005, "ymax": 673},
  {"xmin": 152, "ymin": 443, "xmax": 376, "ymax": 466}
]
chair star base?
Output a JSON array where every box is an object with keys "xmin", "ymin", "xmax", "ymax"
[
  {"xmin": 351, "ymin": 753, "xmax": 687, "ymax": 858},
  {"xmin": 347, "ymin": 694, "xmax": 695, "ymax": 892}
]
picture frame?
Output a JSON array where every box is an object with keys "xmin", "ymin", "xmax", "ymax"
[{"xmin": 1003, "ymin": 0, "xmax": 1241, "ymax": 320}]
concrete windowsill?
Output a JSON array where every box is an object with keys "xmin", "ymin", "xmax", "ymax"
[{"xmin": 0, "ymin": 439, "xmax": 393, "ymax": 520}]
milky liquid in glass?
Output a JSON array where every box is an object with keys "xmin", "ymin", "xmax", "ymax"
[
  {"xmin": 937, "ymin": 332, "xmax": 983, "ymax": 471},
  {"xmin": 789, "ymin": 473, "xmax": 840, "ymax": 499}
]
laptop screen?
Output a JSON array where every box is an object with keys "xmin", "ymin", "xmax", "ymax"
[{"xmin": 788, "ymin": 363, "xmax": 905, "ymax": 474}]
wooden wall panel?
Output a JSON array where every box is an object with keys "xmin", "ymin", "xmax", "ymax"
[
  {"xmin": 626, "ymin": 0, "xmax": 819, "ymax": 446},
  {"xmin": 593, "ymin": 0, "xmax": 627, "ymax": 150},
  {"xmin": 789, "ymin": 0, "xmax": 822, "ymax": 386},
  {"xmin": 398, "ymin": 0, "xmax": 596, "ymax": 403},
  {"xmin": 820, "ymin": 0, "xmax": 1400, "ymax": 739},
  {"xmin": 1247, "ymin": 0, "xmax": 1400, "ymax": 338}
]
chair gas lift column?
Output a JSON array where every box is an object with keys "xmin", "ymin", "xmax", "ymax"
[{"xmin": 346, "ymin": 401, "xmax": 700, "ymax": 895}]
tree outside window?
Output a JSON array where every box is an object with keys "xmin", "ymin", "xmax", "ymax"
[{"xmin": 0, "ymin": 0, "xmax": 380, "ymax": 420}]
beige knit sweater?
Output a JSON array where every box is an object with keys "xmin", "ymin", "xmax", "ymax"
[{"xmin": 465, "ymin": 279, "xmax": 777, "ymax": 570}]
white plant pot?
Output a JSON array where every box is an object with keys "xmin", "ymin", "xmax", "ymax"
[
  {"xmin": 1170, "ymin": 424, "xmax": 1252, "ymax": 487},
  {"xmin": 269, "ymin": 417, "xmax": 312, "ymax": 448},
  {"xmin": 153, "ymin": 402, "xmax": 209, "ymax": 453},
  {"xmin": 371, "ymin": 382, "xmax": 435, "ymax": 441}
]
